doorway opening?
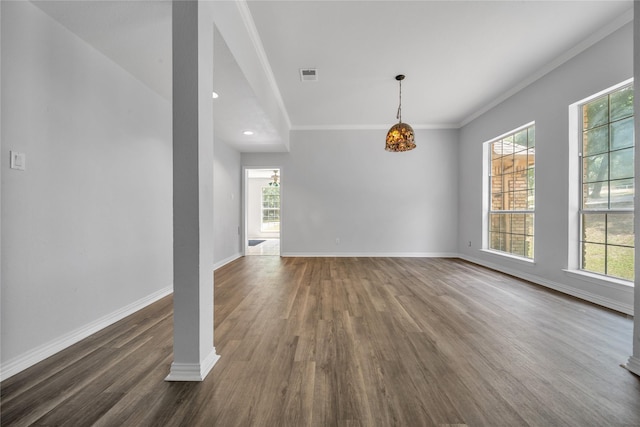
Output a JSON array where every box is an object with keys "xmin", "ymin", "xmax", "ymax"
[{"xmin": 244, "ymin": 168, "xmax": 281, "ymax": 256}]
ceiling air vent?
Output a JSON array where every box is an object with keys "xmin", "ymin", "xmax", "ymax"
[{"xmin": 299, "ymin": 68, "xmax": 318, "ymax": 82}]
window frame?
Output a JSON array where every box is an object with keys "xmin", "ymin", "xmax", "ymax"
[
  {"xmin": 260, "ymin": 185, "xmax": 280, "ymax": 233},
  {"xmin": 577, "ymin": 81, "xmax": 634, "ymax": 281},
  {"xmin": 483, "ymin": 122, "xmax": 536, "ymax": 261}
]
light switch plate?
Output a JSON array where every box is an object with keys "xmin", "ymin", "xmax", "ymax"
[{"xmin": 10, "ymin": 151, "xmax": 26, "ymax": 171}]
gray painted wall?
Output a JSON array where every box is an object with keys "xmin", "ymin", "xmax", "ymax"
[
  {"xmin": 213, "ymin": 139, "xmax": 242, "ymax": 267},
  {"xmin": 457, "ymin": 22, "xmax": 634, "ymax": 313},
  {"xmin": 1, "ymin": 2, "xmax": 172, "ymax": 369},
  {"xmin": 242, "ymin": 128, "xmax": 460, "ymax": 256}
]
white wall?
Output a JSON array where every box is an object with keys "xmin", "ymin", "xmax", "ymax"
[
  {"xmin": 458, "ymin": 22, "xmax": 634, "ymax": 314},
  {"xmin": 1, "ymin": 2, "xmax": 172, "ymax": 377},
  {"xmin": 242, "ymin": 128, "xmax": 459, "ymax": 256},
  {"xmin": 213, "ymin": 139, "xmax": 242, "ymax": 268}
]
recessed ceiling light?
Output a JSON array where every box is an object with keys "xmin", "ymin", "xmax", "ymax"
[
  {"xmin": 212, "ymin": 91, "xmax": 219, "ymax": 99},
  {"xmin": 243, "ymin": 130, "xmax": 254, "ymax": 136}
]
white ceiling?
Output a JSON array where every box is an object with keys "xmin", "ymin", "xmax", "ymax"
[
  {"xmin": 32, "ymin": 0, "xmax": 633, "ymax": 151},
  {"xmin": 247, "ymin": 0, "xmax": 633, "ymax": 129},
  {"xmin": 212, "ymin": 26, "xmax": 284, "ymax": 151},
  {"xmin": 33, "ymin": 0, "xmax": 173, "ymax": 99}
]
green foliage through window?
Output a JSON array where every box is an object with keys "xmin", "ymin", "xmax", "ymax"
[{"xmin": 580, "ymin": 84, "xmax": 634, "ymax": 281}]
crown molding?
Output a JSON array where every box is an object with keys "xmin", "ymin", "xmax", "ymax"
[
  {"xmin": 291, "ymin": 123, "xmax": 458, "ymax": 131},
  {"xmin": 459, "ymin": 8, "xmax": 634, "ymax": 128},
  {"xmin": 235, "ymin": 0, "xmax": 292, "ymax": 130}
]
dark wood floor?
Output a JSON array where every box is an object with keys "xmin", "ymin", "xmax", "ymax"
[{"xmin": 2, "ymin": 257, "xmax": 639, "ymax": 426}]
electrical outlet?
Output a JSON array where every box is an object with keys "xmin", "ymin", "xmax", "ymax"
[
  {"xmin": 468, "ymin": 241, "xmax": 472, "ymax": 247},
  {"xmin": 335, "ymin": 238, "xmax": 340, "ymax": 245}
]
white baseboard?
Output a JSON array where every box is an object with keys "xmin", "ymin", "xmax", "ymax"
[
  {"xmin": 281, "ymin": 252, "xmax": 458, "ymax": 258},
  {"xmin": 459, "ymin": 254, "xmax": 634, "ymax": 315},
  {"xmin": 165, "ymin": 348, "xmax": 220, "ymax": 381},
  {"xmin": 1, "ymin": 253, "xmax": 634, "ymax": 381},
  {"xmin": 625, "ymin": 356, "xmax": 640, "ymax": 377},
  {"xmin": 0, "ymin": 285, "xmax": 173, "ymax": 381},
  {"xmin": 213, "ymin": 252, "xmax": 242, "ymax": 270}
]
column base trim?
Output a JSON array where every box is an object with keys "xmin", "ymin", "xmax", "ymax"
[
  {"xmin": 165, "ymin": 348, "xmax": 220, "ymax": 382},
  {"xmin": 624, "ymin": 356, "xmax": 640, "ymax": 377}
]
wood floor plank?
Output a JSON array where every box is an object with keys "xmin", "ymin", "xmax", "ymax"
[{"xmin": 2, "ymin": 257, "xmax": 639, "ymax": 426}]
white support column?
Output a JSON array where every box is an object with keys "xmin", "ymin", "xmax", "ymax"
[
  {"xmin": 0, "ymin": 1, "xmax": 3, "ymax": 315},
  {"xmin": 627, "ymin": 2, "xmax": 640, "ymax": 377},
  {"xmin": 166, "ymin": 0, "xmax": 219, "ymax": 382}
]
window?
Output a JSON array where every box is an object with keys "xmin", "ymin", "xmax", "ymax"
[
  {"xmin": 261, "ymin": 186, "xmax": 280, "ymax": 232},
  {"xmin": 486, "ymin": 123, "xmax": 535, "ymax": 259},
  {"xmin": 579, "ymin": 83, "xmax": 634, "ymax": 281}
]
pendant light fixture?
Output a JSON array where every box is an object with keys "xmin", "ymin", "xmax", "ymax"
[
  {"xmin": 269, "ymin": 170, "xmax": 280, "ymax": 187},
  {"xmin": 385, "ymin": 74, "xmax": 416, "ymax": 152}
]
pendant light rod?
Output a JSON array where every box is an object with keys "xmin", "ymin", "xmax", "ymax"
[{"xmin": 396, "ymin": 74, "xmax": 404, "ymax": 123}]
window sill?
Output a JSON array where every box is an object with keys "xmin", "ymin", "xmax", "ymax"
[
  {"xmin": 563, "ymin": 269, "xmax": 634, "ymax": 288},
  {"xmin": 479, "ymin": 249, "xmax": 535, "ymax": 265}
]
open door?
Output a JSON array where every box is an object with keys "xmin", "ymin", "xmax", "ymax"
[{"xmin": 244, "ymin": 168, "xmax": 281, "ymax": 256}]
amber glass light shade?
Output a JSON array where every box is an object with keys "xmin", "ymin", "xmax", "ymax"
[
  {"xmin": 385, "ymin": 122, "xmax": 416, "ymax": 152},
  {"xmin": 386, "ymin": 74, "xmax": 415, "ymax": 152}
]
